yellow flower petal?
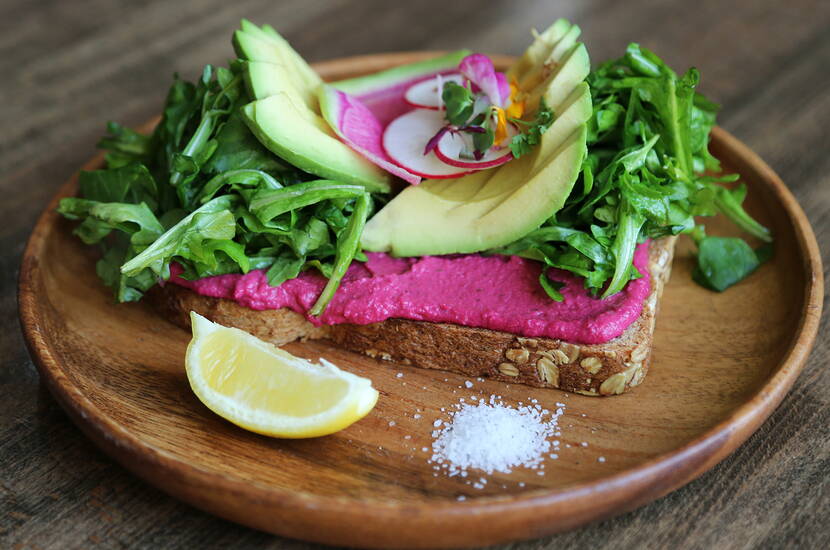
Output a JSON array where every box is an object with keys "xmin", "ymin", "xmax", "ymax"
[{"xmin": 494, "ymin": 108, "xmax": 508, "ymax": 144}]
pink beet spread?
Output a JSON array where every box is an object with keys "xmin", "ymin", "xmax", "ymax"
[{"xmin": 170, "ymin": 242, "xmax": 652, "ymax": 345}]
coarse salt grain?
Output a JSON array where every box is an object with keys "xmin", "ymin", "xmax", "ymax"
[
  {"xmin": 464, "ymin": 381, "xmax": 473, "ymax": 388},
  {"xmin": 428, "ymin": 395, "xmax": 565, "ymax": 476}
]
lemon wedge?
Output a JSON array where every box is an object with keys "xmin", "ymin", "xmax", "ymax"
[{"xmin": 185, "ymin": 312, "xmax": 378, "ymax": 438}]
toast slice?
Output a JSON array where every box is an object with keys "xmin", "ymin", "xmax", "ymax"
[{"xmin": 149, "ymin": 237, "xmax": 676, "ymax": 396}]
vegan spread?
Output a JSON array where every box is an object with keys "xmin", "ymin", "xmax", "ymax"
[{"xmin": 170, "ymin": 242, "xmax": 651, "ymax": 345}]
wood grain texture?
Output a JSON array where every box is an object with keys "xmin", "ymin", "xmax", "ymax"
[{"xmin": 3, "ymin": 0, "xmax": 830, "ymax": 549}]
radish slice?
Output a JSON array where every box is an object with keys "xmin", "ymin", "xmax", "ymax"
[
  {"xmin": 383, "ymin": 109, "xmax": 477, "ymax": 179},
  {"xmin": 404, "ymin": 73, "xmax": 464, "ymax": 110},
  {"xmin": 434, "ymin": 131, "xmax": 514, "ymax": 169},
  {"xmin": 318, "ymin": 85, "xmax": 421, "ymax": 185}
]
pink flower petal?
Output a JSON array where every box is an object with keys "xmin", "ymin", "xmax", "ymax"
[
  {"xmin": 495, "ymin": 72, "xmax": 510, "ymax": 105},
  {"xmin": 458, "ymin": 53, "xmax": 508, "ymax": 107}
]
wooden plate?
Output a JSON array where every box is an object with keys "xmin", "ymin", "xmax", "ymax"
[{"xmin": 18, "ymin": 53, "xmax": 823, "ymax": 548}]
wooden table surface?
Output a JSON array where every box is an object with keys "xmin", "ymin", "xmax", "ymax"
[{"xmin": 2, "ymin": 1, "xmax": 828, "ymax": 548}]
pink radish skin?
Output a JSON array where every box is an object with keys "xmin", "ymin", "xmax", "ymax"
[
  {"xmin": 404, "ymin": 73, "xmax": 464, "ymax": 110},
  {"xmin": 319, "ymin": 86, "xmax": 421, "ymax": 185},
  {"xmin": 434, "ymin": 131, "xmax": 514, "ymax": 169},
  {"xmin": 382, "ymin": 109, "xmax": 477, "ymax": 179}
]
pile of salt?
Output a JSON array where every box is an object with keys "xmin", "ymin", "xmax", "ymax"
[{"xmin": 429, "ymin": 396, "xmax": 564, "ymax": 477}]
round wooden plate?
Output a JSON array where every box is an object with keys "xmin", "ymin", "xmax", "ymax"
[{"xmin": 18, "ymin": 53, "xmax": 823, "ymax": 548}]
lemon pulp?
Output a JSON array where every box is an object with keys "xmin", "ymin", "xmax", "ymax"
[{"xmin": 186, "ymin": 312, "xmax": 378, "ymax": 438}]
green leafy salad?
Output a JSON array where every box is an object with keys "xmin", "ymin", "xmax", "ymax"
[
  {"xmin": 490, "ymin": 44, "xmax": 772, "ymax": 299},
  {"xmin": 58, "ymin": 20, "xmax": 771, "ymax": 313},
  {"xmin": 59, "ymin": 63, "xmax": 376, "ymax": 314}
]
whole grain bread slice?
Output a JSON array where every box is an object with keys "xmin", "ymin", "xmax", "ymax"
[{"xmin": 149, "ymin": 237, "xmax": 676, "ymax": 396}]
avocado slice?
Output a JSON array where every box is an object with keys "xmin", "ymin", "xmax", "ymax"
[
  {"xmin": 235, "ymin": 22, "xmax": 390, "ymax": 193},
  {"xmin": 360, "ymin": 22, "xmax": 591, "ymax": 255},
  {"xmin": 507, "ymin": 19, "xmax": 572, "ymax": 82},
  {"xmin": 361, "ymin": 90, "xmax": 591, "ymax": 255},
  {"xmin": 234, "ymin": 30, "xmax": 318, "ymax": 111},
  {"xmin": 517, "ymin": 23, "xmax": 583, "ymax": 93},
  {"xmin": 237, "ymin": 20, "xmax": 321, "ymax": 96},
  {"xmin": 242, "ymin": 94, "xmax": 390, "ymax": 192},
  {"xmin": 528, "ymin": 42, "xmax": 590, "ymax": 114},
  {"xmin": 244, "ymin": 60, "xmax": 297, "ymax": 100}
]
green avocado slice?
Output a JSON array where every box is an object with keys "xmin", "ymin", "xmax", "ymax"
[
  {"xmin": 244, "ymin": 60, "xmax": 298, "ymax": 100},
  {"xmin": 242, "ymin": 94, "xmax": 390, "ymax": 193},
  {"xmin": 361, "ymin": 88, "xmax": 591, "ymax": 255},
  {"xmin": 360, "ymin": 21, "xmax": 591, "ymax": 255},
  {"xmin": 507, "ymin": 19, "xmax": 572, "ymax": 82},
  {"xmin": 237, "ymin": 20, "xmax": 321, "ymax": 95},
  {"xmin": 233, "ymin": 30, "xmax": 319, "ymax": 111},
  {"xmin": 235, "ymin": 22, "xmax": 390, "ymax": 193}
]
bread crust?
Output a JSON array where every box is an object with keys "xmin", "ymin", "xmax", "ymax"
[{"xmin": 148, "ymin": 238, "xmax": 676, "ymax": 396}]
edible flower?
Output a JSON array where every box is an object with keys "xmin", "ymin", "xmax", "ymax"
[
  {"xmin": 493, "ymin": 107, "xmax": 509, "ymax": 145},
  {"xmin": 424, "ymin": 53, "xmax": 531, "ymax": 161},
  {"xmin": 505, "ymin": 79, "xmax": 525, "ymax": 120},
  {"xmin": 458, "ymin": 53, "xmax": 510, "ymax": 107}
]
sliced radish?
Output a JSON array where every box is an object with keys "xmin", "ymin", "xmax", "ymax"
[
  {"xmin": 404, "ymin": 73, "xmax": 464, "ymax": 110},
  {"xmin": 434, "ymin": 130, "xmax": 515, "ymax": 169},
  {"xmin": 382, "ymin": 109, "xmax": 477, "ymax": 179},
  {"xmin": 318, "ymin": 85, "xmax": 421, "ymax": 184}
]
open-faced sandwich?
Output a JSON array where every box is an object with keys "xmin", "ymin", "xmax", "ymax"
[{"xmin": 58, "ymin": 19, "xmax": 772, "ymax": 396}]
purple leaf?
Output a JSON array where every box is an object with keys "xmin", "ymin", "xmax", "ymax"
[
  {"xmin": 458, "ymin": 53, "xmax": 509, "ymax": 107},
  {"xmin": 423, "ymin": 126, "xmax": 449, "ymax": 155}
]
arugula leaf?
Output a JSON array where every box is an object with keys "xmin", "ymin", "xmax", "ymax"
[
  {"xmin": 96, "ymin": 237, "xmax": 158, "ymax": 302},
  {"xmin": 57, "ymin": 198, "xmax": 163, "ymax": 246},
  {"xmin": 692, "ymin": 236, "xmax": 770, "ymax": 291},
  {"xmin": 509, "ymin": 100, "xmax": 555, "ymax": 158},
  {"xmin": 59, "ymin": 59, "xmax": 388, "ymax": 312},
  {"xmin": 265, "ymin": 253, "xmax": 306, "ymax": 287},
  {"xmin": 197, "ymin": 169, "xmax": 283, "ymax": 204},
  {"xmin": 120, "ymin": 196, "xmax": 244, "ymax": 278},
  {"xmin": 602, "ymin": 202, "xmax": 645, "ymax": 297},
  {"xmin": 309, "ymin": 192, "xmax": 371, "ymax": 316},
  {"xmin": 494, "ymin": 43, "xmax": 771, "ymax": 298},
  {"xmin": 97, "ymin": 122, "xmax": 155, "ymax": 169},
  {"xmin": 78, "ymin": 163, "xmax": 158, "ymax": 210},
  {"xmin": 250, "ymin": 180, "xmax": 367, "ymax": 222},
  {"xmin": 202, "ymin": 112, "xmax": 295, "ymax": 175},
  {"xmin": 538, "ymin": 271, "xmax": 565, "ymax": 302},
  {"xmin": 712, "ymin": 184, "xmax": 772, "ymax": 242}
]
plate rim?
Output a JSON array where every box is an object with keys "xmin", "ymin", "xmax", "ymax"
[{"xmin": 17, "ymin": 52, "xmax": 824, "ymax": 548}]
